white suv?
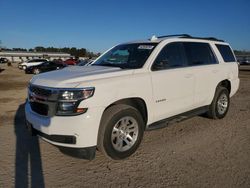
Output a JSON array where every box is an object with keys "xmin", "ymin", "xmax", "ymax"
[
  {"xmin": 25, "ymin": 34, "xmax": 239, "ymax": 160},
  {"xmin": 19, "ymin": 59, "xmax": 48, "ymax": 70}
]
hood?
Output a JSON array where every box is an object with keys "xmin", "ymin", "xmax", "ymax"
[{"xmin": 30, "ymin": 65, "xmax": 134, "ymax": 88}]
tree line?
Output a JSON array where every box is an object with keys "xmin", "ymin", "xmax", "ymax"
[
  {"xmin": 234, "ymin": 50, "xmax": 250, "ymax": 56},
  {"xmin": 0, "ymin": 40, "xmax": 249, "ymax": 57},
  {"xmin": 0, "ymin": 45, "xmax": 100, "ymax": 58}
]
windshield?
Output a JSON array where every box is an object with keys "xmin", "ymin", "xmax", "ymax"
[{"xmin": 93, "ymin": 43, "xmax": 157, "ymax": 69}]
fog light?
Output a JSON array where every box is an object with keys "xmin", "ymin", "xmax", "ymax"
[
  {"xmin": 57, "ymin": 102, "xmax": 87, "ymax": 116},
  {"xmin": 59, "ymin": 102, "xmax": 75, "ymax": 111}
]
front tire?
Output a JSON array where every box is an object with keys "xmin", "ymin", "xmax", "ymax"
[
  {"xmin": 98, "ymin": 104, "xmax": 144, "ymax": 160},
  {"xmin": 22, "ymin": 65, "xmax": 27, "ymax": 70},
  {"xmin": 207, "ymin": 86, "xmax": 230, "ymax": 119},
  {"xmin": 33, "ymin": 68, "xmax": 40, "ymax": 74}
]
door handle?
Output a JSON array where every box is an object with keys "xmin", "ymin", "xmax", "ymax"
[{"xmin": 212, "ymin": 70, "xmax": 219, "ymax": 73}]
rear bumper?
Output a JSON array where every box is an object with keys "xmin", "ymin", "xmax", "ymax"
[{"xmin": 230, "ymin": 78, "xmax": 240, "ymax": 97}]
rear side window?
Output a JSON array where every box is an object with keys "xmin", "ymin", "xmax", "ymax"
[
  {"xmin": 28, "ymin": 60, "xmax": 35, "ymax": 63},
  {"xmin": 152, "ymin": 42, "xmax": 186, "ymax": 71},
  {"xmin": 183, "ymin": 42, "xmax": 217, "ymax": 66},
  {"xmin": 215, "ymin": 44, "xmax": 236, "ymax": 62},
  {"xmin": 29, "ymin": 59, "xmax": 46, "ymax": 63}
]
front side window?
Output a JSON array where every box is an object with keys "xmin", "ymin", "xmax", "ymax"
[
  {"xmin": 93, "ymin": 43, "xmax": 157, "ymax": 69},
  {"xmin": 183, "ymin": 42, "xmax": 217, "ymax": 66},
  {"xmin": 152, "ymin": 42, "xmax": 187, "ymax": 71},
  {"xmin": 215, "ymin": 44, "xmax": 236, "ymax": 62}
]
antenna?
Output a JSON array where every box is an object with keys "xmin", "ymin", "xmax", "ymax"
[{"xmin": 150, "ymin": 35, "xmax": 158, "ymax": 41}]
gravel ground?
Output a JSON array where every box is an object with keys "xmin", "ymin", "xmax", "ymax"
[{"xmin": 0, "ymin": 64, "xmax": 250, "ymax": 188}]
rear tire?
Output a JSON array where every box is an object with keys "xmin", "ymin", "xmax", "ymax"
[
  {"xmin": 207, "ymin": 86, "xmax": 230, "ymax": 119},
  {"xmin": 98, "ymin": 104, "xmax": 144, "ymax": 160}
]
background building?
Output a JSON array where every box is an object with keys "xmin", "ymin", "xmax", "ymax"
[{"xmin": 0, "ymin": 51, "xmax": 71, "ymax": 63}]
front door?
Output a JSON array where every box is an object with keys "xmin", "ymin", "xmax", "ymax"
[{"xmin": 150, "ymin": 42, "xmax": 195, "ymax": 122}]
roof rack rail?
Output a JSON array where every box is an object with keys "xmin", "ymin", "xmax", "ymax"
[
  {"xmin": 157, "ymin": 34, "xmax": 191, "ymax": 38},
  {"xmin": 181, "ymin": 36, "xmax": 224, "ymax": 42},
  {"xmin": 151, "ymin": 34, "xmax": 224, "ymax": 42}
]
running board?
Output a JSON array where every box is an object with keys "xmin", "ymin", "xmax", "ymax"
[{"xmin": 146, "ymin": 106, "xmax": 209, "ymax": 131}]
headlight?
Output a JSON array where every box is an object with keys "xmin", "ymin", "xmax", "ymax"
[
  {"xmin": 56, "ymin": 87, "xmax": 94, "ymax": 116},
  {"xmin": 58, "ymin": 88, "xmax": 95, "ymax": 101}
]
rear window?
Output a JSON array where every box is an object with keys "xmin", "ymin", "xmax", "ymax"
[{"xmin": 215, "ymin": 44, "xmax": 236, "ymax": 62}]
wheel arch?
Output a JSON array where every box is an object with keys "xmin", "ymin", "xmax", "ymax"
[
  {"xmin": 102, "ymin": 97, "xmax": 148, "ymax": 126},
  {"xmin": 217, "ymin": 79, "xmax": 231, "ymax": 94}
]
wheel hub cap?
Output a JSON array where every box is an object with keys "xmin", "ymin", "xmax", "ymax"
[
  {"xmin": 217, "ymin": 93, "xmax": 228, "ymax": 115},
  {"xmin": 111, "ymin": 116, "xmax": 139, "ymax": 152}
]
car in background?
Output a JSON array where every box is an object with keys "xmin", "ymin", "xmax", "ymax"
[
  {"xmin": 64, "ymin": 58, "xmax": 78, "ymax": 65},
  {"xmin": 25, "ymin": 61, "xmax": 67, "ymax": 74},
  {"xmin": 0, "ymin": 58, "xmax": 9, "ymax": 64},
  {"xmin": 52, "ymin": 58, "xmax": 64, "ymax": 64},
  {"xmin": 239, "ymin": 59, "xmax": 250, "ymax": 66},
  {"xmin": 19, "ymin": 59, "xmax": 48, "ymax": 70},
  {"xmin": 77, "ymin": 59, "xmax": 93, "ymax": 66}
]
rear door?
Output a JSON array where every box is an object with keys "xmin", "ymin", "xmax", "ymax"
[
  {"xmin": 150, "ymin": 42, "xmax": 195, "ymax": 121},
  {"xmin": 183, "ymin": 42, "xmax": 220, "ymax": 107},
  {"xmin": 40, "ymin": 62, "xmax": 50, "ymax": 72}
]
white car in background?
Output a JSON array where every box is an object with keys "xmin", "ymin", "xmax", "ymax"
[{"xmin": 18, "ymin": 59, "xmax": 48, "ymax": 70}]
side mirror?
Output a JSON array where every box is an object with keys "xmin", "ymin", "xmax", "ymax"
[{"xmin": 152, "ymin": 59, "xmax": 169, "ymax": 71}]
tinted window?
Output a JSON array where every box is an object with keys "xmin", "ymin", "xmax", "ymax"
[
  {"xmin": 38, "ymin": 59, "xmax": 47, "ymax": 62},
  {"xmin": 43, "ymin": 62, "xmax": 51, "ymax": 66},
  {"xmin": 27, "ymin": 60, "xmax": 35, "ymax": 63},
  {"xmin": 184, "ymin": 42, "xmax": 217, "ymax": 66},
  {"xmin": 28, "ymin": 59, "xmax": 46, "ymax": 63},
  {"xmin": 152, "ymin": 42, "xmax": 186, "ymax": 70},
  {"xmin": 215, "ymin": 44, "xmax": 236, "ymax": 62}
]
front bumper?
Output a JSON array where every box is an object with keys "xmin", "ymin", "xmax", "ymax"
[
  {"xmin": 25, "ymin": 102, "xmax": 104, "ymax": 158},
  {"xmin": 25, "ymin": 68, "xmax": 33, "ymax": 74}
]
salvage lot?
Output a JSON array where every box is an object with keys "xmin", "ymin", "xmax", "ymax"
[{"xmin": 0, "ymin": 64, "xmax": 249, "ymax": 187}]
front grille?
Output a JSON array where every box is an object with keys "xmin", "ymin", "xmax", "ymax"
[
  {"xmin": 30, "ymin": 102, "xmax": 49, "ymax": 116},
  {"xmin": 28, "ymin": 84, "xmax": 58, "ymax": 116},
  {"xmin": 29, "ymin": 85, "xmax": 52, "ymax": 97}
]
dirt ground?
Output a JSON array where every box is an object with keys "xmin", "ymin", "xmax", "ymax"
[{"xmin": 0, "ymin": 64, "xmax": 249, "ymax": 188}]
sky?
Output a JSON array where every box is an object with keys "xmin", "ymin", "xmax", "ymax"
[{"xmin": 0, "ymin": 0, "xmax": 250, "ymax": 53}]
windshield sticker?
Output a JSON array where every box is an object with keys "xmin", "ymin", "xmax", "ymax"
[{"xmin": 138, "ymin": 45, "xmax": 154, "ymax": 50}]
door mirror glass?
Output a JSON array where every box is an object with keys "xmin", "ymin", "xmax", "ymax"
[{"xmin": 152, "ymin": 59, "xmax": 169, "ymax": 71}]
